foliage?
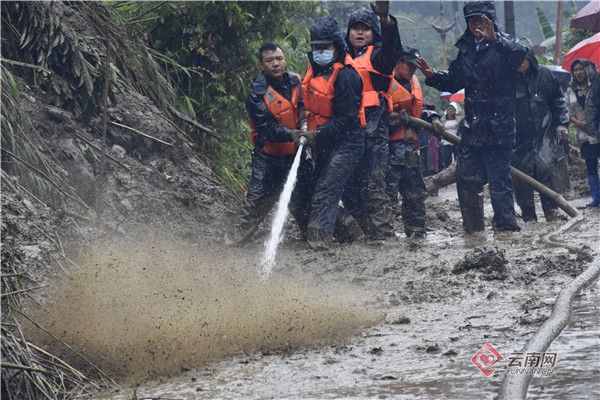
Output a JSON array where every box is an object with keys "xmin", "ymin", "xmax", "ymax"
[
  {"xmin": 112, "ymin": 1, "xmax": 322, "ymax": 191},
  {"xmin": 0, "ymin": 65, "xmax": 71, "ymax": 207},
  {"xmin": 1, "ymin": 2, "xmax": 105, "ymax": 120},
  {"xmin": 535, "ymin": 6, "xmax": 555, "ymax": 40}
]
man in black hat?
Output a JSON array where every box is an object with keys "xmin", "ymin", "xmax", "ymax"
[
  {"xmin": 420, "ymin": 0, "xmax": 527, "ymax": 234},
  {"xmin": 341, "ymin": 0, "xmax": 402, "ymax": 242},
  {"xmin": 386, "ymin": 47, "xmax": 443, "ymax": 238}
]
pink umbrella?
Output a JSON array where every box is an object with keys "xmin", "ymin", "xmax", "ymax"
[
  {"xmin": 570, "ymin": 1, "xmax": 600, "ymax": 32},
  {"xmin": 562, "ymin": 32, "xmax": 600, "ymax": 71}
]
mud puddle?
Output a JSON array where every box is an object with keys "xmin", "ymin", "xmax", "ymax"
[{"xmin": 34, "ymin": 185, "xmax": 599, "ymax": 399}]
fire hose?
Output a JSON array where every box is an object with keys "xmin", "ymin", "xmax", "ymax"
[{"xmin": 407, "ymin": 116, "xmax": 579, "ymax": 218}]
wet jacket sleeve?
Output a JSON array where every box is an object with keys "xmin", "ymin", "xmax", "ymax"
[
  {"xmin": 489, "ymin": 33, "xmax": 527, "ymax": 73},
  {"xmin": 545, "ymin": 70, "xmax": 570, "ymax": 128},
  {"xmin": 586, "ymin": 77, "xmax": 600, "ymax": 135},
  {"xmin": 316, "ymin": 66, "xmax": 364, "ymax": 141},
  {"xmin": 425, "ymin": 63, "xmax": 466, "ymax": 95},
  {"xmin": 246, "ymin": 89, "xmax": 293, "ymax": 144},
  {"xmin": 371, "ymin": 15, "xmax": 402, "ymax": 76}
]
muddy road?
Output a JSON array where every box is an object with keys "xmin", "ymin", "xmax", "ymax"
[{"xmin": 30, "ymin": 184, "xmax": 599, "ymax": 400}]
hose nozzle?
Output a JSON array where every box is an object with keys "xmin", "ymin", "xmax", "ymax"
[{"xmin": 299, "ymin": 136, "xmax": 307, "ymax": 146}]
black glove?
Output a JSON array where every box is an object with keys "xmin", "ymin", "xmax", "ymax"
[
  {"xmin": 431, "ymin": 118, "xmax": 445, "ymax": 138},
  {"xmin": 291, "ymin": 130, "xmax": 317, "ymax": 146},
  {"xmin": 390, "ymin": 109, "xmax": 410, "ymax": 127}
]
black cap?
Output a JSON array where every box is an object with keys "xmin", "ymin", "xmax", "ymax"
[
  {"xmin": 310, "ymin": 16, "xmax": 340, "ymax": 45},
  {"xmin": 399, "ymin": 46, "xmax": 420, "ymax": 66},
  {"xmin": 464, "ymin": 1, "xmax": 495, "ymax": 19}
]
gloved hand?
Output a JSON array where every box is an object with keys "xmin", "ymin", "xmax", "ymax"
[
  {"xmin": 370, "ymin": 1, "xmax": 391, "ymax": 24},
  {"xmin": 431, "ymin": 118, "xmax": 445, "ymax": 138},
  {"xmin": 390, "ymin": 109, "xmax": 410, "ymax": 127},
  {"xmin": 291, "ymin": 129, "xmax": 317, "ymax": 146},
  {"xmin": 556, "ymin": 125, "xmax": 569, "ymax": 143}
]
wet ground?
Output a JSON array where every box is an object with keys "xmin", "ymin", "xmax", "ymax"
[{"xmin": 57, "ymin": 184, "xmax": 598, "ymax": 400}]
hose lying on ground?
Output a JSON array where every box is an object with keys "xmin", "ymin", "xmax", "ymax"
[{"xmin": 497, "ymin": 250, "xmax": 600, "ymax": 400}]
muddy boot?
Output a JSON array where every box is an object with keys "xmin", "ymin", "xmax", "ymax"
[
  {"xmin": 541, "ymin": 195, "xmax": 565, "ymax": 222},
  {"xmin": 333, "ymin": 208, "xmax": 366, "ymax": 243},
  {"xmin": 458, "ymin": 190, "xmax": 485, "ymax": 233},
  {"xmin": 519, "ymin": 207, "xmax": 537, "ymax": 222}
]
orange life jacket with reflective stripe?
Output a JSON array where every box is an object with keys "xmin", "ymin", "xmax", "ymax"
[
  {"xmin": 352, "ymin": 45, "xmax": 394, "ymax": 113},
  {"xmin": 249, "ymin": 75, "xmax": 300, "ymax": 156},
  {"xmin": 302, "ymin": 55, "xmax": 366, "ymax": 131},
  {"xmin": 389, "ymin": 75, "xmax": 423, "ymax": 144}
]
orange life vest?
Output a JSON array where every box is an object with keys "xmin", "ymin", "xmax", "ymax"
[
  {"xmin": 388, "ymin": 75, "xmax": 423, "ymax": 144},
  {"xmin": 352, "ymin": 45, "xmax": 394, "ymax": 113},
  {"xmin": 249, "ymin": 75, "xmax": 300, "ymax": 156},
  {"xmin": 302, "ymin": 55, "xmax": 366, "ymax": 131}
]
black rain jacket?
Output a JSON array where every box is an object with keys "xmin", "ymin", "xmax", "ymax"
[
  {"xmin": 425, "ymin": 2, "xmax": 526, "ymax": 146},
  {"xmin": 246, "ymin": 71, "xmax": 302, "ymax": 149}
]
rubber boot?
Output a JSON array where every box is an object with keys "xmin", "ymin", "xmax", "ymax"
[
  {"xmin": 513, "ymin": 180, "xmax": 537, "ymax": 222},
  {"xmin": 459, "ymin": 190, "xmax": 485, "ymax": 233},
  {"xmin": 587, "ymin": 174, "xmax": 600, "ymax": 207},
  {"xmin": 541, "ymin": 194, "xmax": 565, "ymax": 222},
  {"xmin": 333, "ymin": 207, "xmax": 366, "ymax": 243}
]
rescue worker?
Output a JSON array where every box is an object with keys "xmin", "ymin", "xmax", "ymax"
[
  {"xmin": 512, "ymin": 41, "xmax": 570, "ymax": 222},
  {"xmin": 585, "ymin": 65, "xmax": 600, "ymax": 207},
  {"xmin": 341, "ymin": 0, "xmax": 402, "ymax": 241},
  {"xmin": 302, "ymin": 16, "xmax": 366, "ymax": 249},
  {"xmin": 224, "ymin": 43, "xmax": 314, "ymax": 245},
  {"xmin": 421, "ymin": 0, "xmax": 527, "ymax": 234},
  {"xmin": 384, "ymin": 46, "xmax": 429, "ymax": 238}
]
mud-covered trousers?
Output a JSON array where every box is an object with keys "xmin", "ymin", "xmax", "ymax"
[
  {"xmin": 342, "ymin": 108, "xmax": 394, "ymax": 240},
  {"xmin": 229, "ymin": 148, "xmax": 314, "ymax": 243},
  {"xmin": 307, "ymin": 131, "xmax": 365, "ymax": 247},
  {"xmin": 511, "ymin": 142, "xmax": 559, "ymax": 221},
  {"xmin": 385, "ymin": 140, "xmax": 427, "ymax": 237},
  {"xmin": 456, "ymin": 144, "xmax": 520, "ymax": 233}
]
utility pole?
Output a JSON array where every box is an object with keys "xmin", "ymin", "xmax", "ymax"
[
  {"xmin": 432, "ymin": 0, "xmax": 455, "ymax": 69},
  {"xmin": 504, "ymin": 1, "xmax": 515, "ymax": 37},
  {"xmin": 554, "ymin": 0, "xmax": 564, "ymax": 65}
]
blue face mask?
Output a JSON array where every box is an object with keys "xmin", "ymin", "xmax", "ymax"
[{"xmin": 313, "ymin": 49, "xmax": 334, "ymax": 67}]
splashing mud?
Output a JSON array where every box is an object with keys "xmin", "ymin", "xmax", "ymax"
[{"xmin": 28, "ymin": 237, "xmax": 381, "ymax": 383}]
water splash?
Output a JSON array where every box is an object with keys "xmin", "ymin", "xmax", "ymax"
[{"xmin": 260, "ymin": 143, "xmax": 304, "ymax": 280}]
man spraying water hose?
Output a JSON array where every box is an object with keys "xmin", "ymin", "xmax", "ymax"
[{"xmin": 224, "ymin": 43, "xmax": 314, "ymax": 246}]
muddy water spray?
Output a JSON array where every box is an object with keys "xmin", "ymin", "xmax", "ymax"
[
  {"xmin": 30, "ymin": 238, "xmax": 379, "ymax": 383},
  {"xmin": 260, "ymin": 141, "xmax": 305, "ymax": 280}
]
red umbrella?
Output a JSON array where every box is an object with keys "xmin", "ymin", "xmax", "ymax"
[
  {"xmin": 570, "ymin": 1, "xmax": 600, "ymax": 32},
  {"xmin": 562, "ymin": 32, "xmax": 600, "ymax": 71},
  {"xmin": 448, "ymin": 89, "xmax": 465, "ymax": 102}
]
